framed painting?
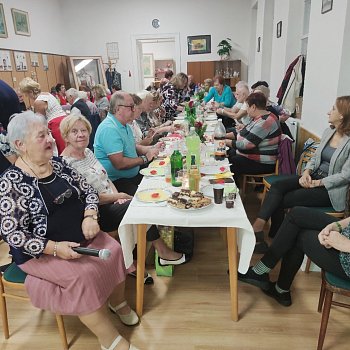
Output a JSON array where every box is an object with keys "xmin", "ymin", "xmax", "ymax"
[
  {"xmin": 0, "ymin": 3, "xmax": 8, "ymax": 38},
  {"xmin": 11, "ymin": 8, "xmax": 30, "ymax": 36},
  {"xmin": 0, "ymin": 50, "xmax": 12, "ymax": 71},
  {"xmin": 14, "ymin": 51, "xmax": 27, "ymax": 71},
  {"xmin": 69, "ymin": 56, "xmax": 107, "ymax": 89},
  {"xmin": 30, "ymin": 52, "xmax": 39, "ymax": 67},
  {"xmin": 321, "ymin": 0, "xmax": 333, "ymax": 14},
  {"xmin": 42, "ymin": 54, "xmax": 49, "ymax": 71},
  {"xmin": 142, "ymin": 53, "xmax": 154, "ymax": 78},
  {"xmin": 188, "ymin": 35, "xmax": 211, "ymax": 55}
]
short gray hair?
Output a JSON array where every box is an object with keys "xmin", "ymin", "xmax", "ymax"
[
  {"xmin": 110, "ymin": 91, "xmax": 126, "ymax": 114},
  {"xmin": 66, "ymin": 88, "xmax": 79, "ymax": 100},
  {"xmin": 77, "ymin": 90, "xmax": 88, "ymax": 100},
  {"xmin": 7, "ymin": 111, "xmax": 47, "ymax": 154}
]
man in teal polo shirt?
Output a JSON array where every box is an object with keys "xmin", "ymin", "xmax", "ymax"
[{"xmin": 94, "ymin": 91, "xmax": 159, "ymax": 195}]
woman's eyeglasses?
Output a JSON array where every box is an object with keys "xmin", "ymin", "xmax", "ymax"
[{"xmin": 53, "ymin": 188, "xmax": 73, "ymax": 204}]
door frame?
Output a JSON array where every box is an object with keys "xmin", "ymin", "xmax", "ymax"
[{"xmin": 131, "ymin": 32, "xmax": 181, "ymax": 92}]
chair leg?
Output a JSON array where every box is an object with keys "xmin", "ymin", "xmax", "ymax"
[
  {"xmin": 0, "ymin": 281, "xmax": 10, "ymax": 339},
  {"xmin": 317, "ymin": 290, "xmax": 333, "ymax": 350},
  {"xmin": 241, "ymin": 176, "xmax": 247, "ymax": 198},
  {"xmin": 55, "ymin": 314, "xmax": 69, "ymax": 350},
  {"xmin": 318, "ymin": 272, "xmax": 326, "ymax": 313},
  {"xmin": 305, "ymin": 257, "xmax": 312, "ymax": 273},
  {"xmin": 261, "ymin": 186, "xmax": 267, "ymax": 203}
]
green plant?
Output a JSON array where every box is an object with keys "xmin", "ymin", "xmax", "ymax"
[{"xmin": 217, "ymin": 38, "xmax": 232, "ymax": 58}]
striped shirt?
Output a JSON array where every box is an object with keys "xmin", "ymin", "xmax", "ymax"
[{"xmin": 234, "ymin": 112, "xmax": 281, "ymax": 164}]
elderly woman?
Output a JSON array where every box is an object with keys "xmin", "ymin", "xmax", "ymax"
[
  {"xmin": 1, "ymin": 111, "xmax": 140, "ymax": 350},
  {"xmin": 229, "ymin": 92, "xmax": 281, "ymax": 182},
  {"xmin": 92, "ymin": 84, "xmax": 110, "ymax": 120},
  {"xmin": 203, "ymin": 75, "xmax": 236, "ymax": 109},
  {"xmin": 60, "ymin": 112, "xmax": 189, "ymax": 275},
  {"xmin": 253, "ymin": 96, "xmax": 350, "ymax": 248},
  {"xmin": 160, "ymin": 72, "xmax": 188, "ymax": 120},
  {"xmin": 239, "ymin": 207, "xmax": 350, "ymax": 307},
  {"xmin": 19, "ymin": 77, "xmax": 67, "ymax": 154}
]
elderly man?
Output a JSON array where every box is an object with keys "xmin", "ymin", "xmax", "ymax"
[
  {"xmin": 94, "ymin": 91, "xmax": 159, "ymax": 195},
  {"xmin": 66, "ymin": 88, "xmax": 91, "ymax": 118}
]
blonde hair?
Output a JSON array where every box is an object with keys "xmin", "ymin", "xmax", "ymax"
[
  {"xmin": 59, "ymin": 112, "xmax": 92, "ymax": 141},
  {"xmin": 92, "ymin": 84, "xmax": 107, "ymax": 99},
  {"xmin": 19, "ymin": 77, "xmax": 41, "ymax": 95},
  {"xmin": 170, "ymin": 73, "xmax": 188, "ymax": 89}
]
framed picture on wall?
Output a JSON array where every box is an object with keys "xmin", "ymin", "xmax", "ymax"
[
  {"xmin": 30, "ymin": 52, "xmax": 39, "ymax": 67},
  {"xmin": 321, "ymin": 0, "xmax": 333, "ymax": 14},
  {"xmin": 0, "ymin": 3, "xmax": 8, "ymax": 38},
  {"xmin": 69, "ymin": 56, "xmax": 107, "ymax": 89},
  {"xmin": 42, "ymin": 54, "xmax": 49, "ymax": 71},
  {"xmin": 14, "ymin": 51, "xmax": 27, "ymax": 71},
  {"xmin": 187, "ymin": 35, "xmax": 211, "ymax": 55},
  {"xmin": 142, "ymin": 53, "xmax": 154, "ymax": 78},
  {"xmin": 0, "ymin": 50, "xmax": 12, "ymax": 71},
  {"xmin": 11, "ymin": 8, "xmax": 30, "ymax": 36}
]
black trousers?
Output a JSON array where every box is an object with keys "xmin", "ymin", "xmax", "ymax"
[
  {"xmin": 260, "ymin": 207, "xmax": 349, "ymax": 290},
  {"xmin": 258, "ymin": 175, "xmax": 332, "ymax": 237},
  {"xmin": 113, "ymin": 173, "xmax": 143, "ymax": 196},
  {"xmin": 229, "ymin": 154, "xmax": 276, "ymax": 186}
]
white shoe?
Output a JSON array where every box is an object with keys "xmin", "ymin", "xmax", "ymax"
[
  {"xmin": 158, "ymin": 253, "xmax": 188, "ymax": 266},
  {"xmin": 101, "ymin": 335, "xmax": 140, "ymax": 350},
  {"xmin": 108, "ymin": 301, "xmax": 139, "ymax": 326}
]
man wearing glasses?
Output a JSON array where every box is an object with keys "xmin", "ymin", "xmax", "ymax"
[{"xmin": 94, "ymin": 91, "xmax": 159, "ymax": 195}]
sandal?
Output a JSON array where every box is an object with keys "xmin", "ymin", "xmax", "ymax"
[
  {"xmin": 129, "ymin": 271, "xmax": 154, "ymax": 285},
  {"xmin": 101, "ymin": 335, "xmax": 139, "ymax": 350},
  {"xmin": 108, "ymin": 301, "xmax": 139, "ymax": 326}
]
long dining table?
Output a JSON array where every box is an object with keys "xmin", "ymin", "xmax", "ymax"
[{"xmin": 118, "ymin": 157, "xmax": 256, "ymax": 321}]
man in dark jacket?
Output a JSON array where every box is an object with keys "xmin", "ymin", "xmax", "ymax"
[{"xmin": 66, "ymin": 88, "xmax": 91, "ymax": 118}]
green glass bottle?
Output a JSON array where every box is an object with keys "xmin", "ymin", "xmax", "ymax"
[{"xmin": 170, "ymin": 142, "xmax": 183, "ymax": 187}]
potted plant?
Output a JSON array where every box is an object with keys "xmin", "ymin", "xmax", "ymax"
[{"xmin": 217, "ymin": 38, "xmax": 232, "ymax": 60}]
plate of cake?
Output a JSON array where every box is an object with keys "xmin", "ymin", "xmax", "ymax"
[{"xmin": 167, "ymin": 189, "xmax": 212, "ymax": 210}]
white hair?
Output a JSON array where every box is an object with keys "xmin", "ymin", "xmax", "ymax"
[
  {"xmin": 77, "ymin": 91, "xmax": 88, "ymax": 100},
  {"xmin": 137, "ymin": 90, "xmax": 152, "ymax": 101},
  {"xmin": 66, "ymin": 88, "xmax": 79, "ymax": 99},
  {"xmin": 7, "ymin": 111, "xmax": 47, "ymax": 154}
]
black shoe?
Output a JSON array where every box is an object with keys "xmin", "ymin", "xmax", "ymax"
[
  {"xmin": 238, "ymin": 267, "xmax": 270, "ymax": 290},
  {"xmin": 158, "ymin": 253, "xmax": 189, "ymax": 266},
  {"xmin": 254, "ymin": 241, "xmax": 269, "ymax": 254},
  {"xmin": 255, "ymin": 231, "xmax": 265, "ymax": 242},
  {"xmin": 129, "ymin": 271, "xmax": 154, "ymax": 285},
  {"xmin": 262, "ymin": 282, "xmax": 292, "ymax": 307}
]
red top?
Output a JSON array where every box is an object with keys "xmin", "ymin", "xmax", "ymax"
[{"xmin": 58, "ymin": 94, "xmax": 67, "ymax": 105}]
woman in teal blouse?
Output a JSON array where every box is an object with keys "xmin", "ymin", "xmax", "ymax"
[{"xmin": 203, "ymin": 75, "xmax": 236, "ymax": 108}]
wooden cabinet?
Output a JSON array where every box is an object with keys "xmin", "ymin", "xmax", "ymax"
[{"xmin": 187, "ymin": 60, "xmax": 243, "ymax": 89}]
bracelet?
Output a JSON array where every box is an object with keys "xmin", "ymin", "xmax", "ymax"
[
  {"xmin": 140, "ymin": 155, "xmax": 148, "ymax": 164},
  {"xmin": 335, "ymin": 222, "xmax": 342, "ymax": 233},
  {"xmin": 53, "ymin": 241, "xmax": 58, "ymax": 257}
]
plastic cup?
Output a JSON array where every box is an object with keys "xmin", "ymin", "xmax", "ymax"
[{"xmin": 213, "ymin": 184, "xmax": 224, "ymax": 204}]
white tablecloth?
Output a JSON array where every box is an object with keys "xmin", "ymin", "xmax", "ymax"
[{"xmin": 118, "ymin": 176, "xmax": 255, "ymax": 274}]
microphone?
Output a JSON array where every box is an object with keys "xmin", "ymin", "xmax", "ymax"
[{"xmin": 72, "ymin": 247, "xmax": 111, "ymax": 260}]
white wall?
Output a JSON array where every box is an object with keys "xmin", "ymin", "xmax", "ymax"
[
  {"xmin": 0, "ymin": 0, "xmax": 65, "ymax": 54},
  {"xmin": 302, "ymin": 0, "xmax": 349, "ymax": 136},
  {"xmin": 59, "ymin": 0, "xmax": 252, "ymax": 92}
]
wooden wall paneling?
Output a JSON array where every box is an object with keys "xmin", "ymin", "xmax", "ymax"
[
  {"xmin": 200, "ymin": 61, "xmax": 215, "ymax": 82},
  {"xmin": 53, "ymin": 55, "xmax": 64, "ymax": 85},
  {"xmin": 187, "ymin": 62, "xmax": 201, "ymax": 86},
  {"xmin": 61, "ymin": 56, "xmax": 70, "ymax": 89},
  {"xmin": 46, "ymin": 54, "xmax": 57, "ymax": 90},
  {"xmin": 10, "ymin": 51, "xmax": 30, "ymax": 107},
  {"xmin": 0, "ymin": 71, "xmax": 14, "ymax": 88},
  {"xmin": 35, "ymin": 53, "xmax": 49, "ymax": 93}
]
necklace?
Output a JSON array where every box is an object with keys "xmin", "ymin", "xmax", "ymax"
[{"xmin": 20, "ymin": 156, "xmax": 52, "ymax": 179}]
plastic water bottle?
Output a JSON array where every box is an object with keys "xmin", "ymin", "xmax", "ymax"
[
  {"xmin": 214, "ymin": 118, "xmax": 226, "ymax": 161},
  {"xmin": 186, "ymin": 127, "xmax": 201, "ymax": 167},
  {"xmin": 170, "ymin": 141, "xmax": 183, "ymax": 187}
]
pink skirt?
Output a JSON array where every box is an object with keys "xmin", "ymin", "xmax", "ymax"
[{"xmin": 20, "ymin": 232, "xmax": 129, "ymax": 316}]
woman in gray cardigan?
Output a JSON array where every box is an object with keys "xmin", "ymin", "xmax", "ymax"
[{"xmin": 253, "ymin": 96, "xmax": 350, "ymax": 250}]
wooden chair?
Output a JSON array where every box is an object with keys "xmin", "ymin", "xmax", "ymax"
[
  {"xmin": 241, "ymin": 160, "xmax": 279, "ymax": 199},
  {"xmin": 317, "ymin": 271, "xmax": 350, "ymax": 350},
  {"xmin": 0, "ymin": 262, "xmax": 69, "ymax": 349}
]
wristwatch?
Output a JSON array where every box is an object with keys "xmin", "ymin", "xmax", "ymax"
[
  {"xmin": 140, "ymin": 155, "xmax": 148, "ymax": 164},
  {"xmin": 84, "ymin": 214, "xmax": 99, "ymax": 221}
]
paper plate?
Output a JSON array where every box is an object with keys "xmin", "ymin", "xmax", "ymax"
[
  {"xmin": 140, "ymin": 167, "xmax": 165, "ymax": 177},
  {"xmin": 136, "ymin": 189, "xmax": 171, "ymax": 203},
  {"xmin": 200, "ymin": 165, "xmax": 229, "ymax": 175},
  {"xmin": 149, "ymin": 159, "xmax": 170, "ymax": 167}
]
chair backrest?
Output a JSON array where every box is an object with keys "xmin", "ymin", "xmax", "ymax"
[{"xmin": 296, "ymin": 139, "xmax": 320, "ymax": 175}]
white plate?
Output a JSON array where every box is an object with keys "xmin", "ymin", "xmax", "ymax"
[
  {"xmin": 140, "ymin": 167, "xmax": 165, "ymax": 177},
  {"xmin": 136, "ymin": 189, "xmax": 171, "ymax": 203},
  {"xmin": 167, "ymin": 201, "xmax": 213, "ymax": 211},
  {"xmin": 200, "ymin": 165, "xmax": 229, "ymax": 175}
]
